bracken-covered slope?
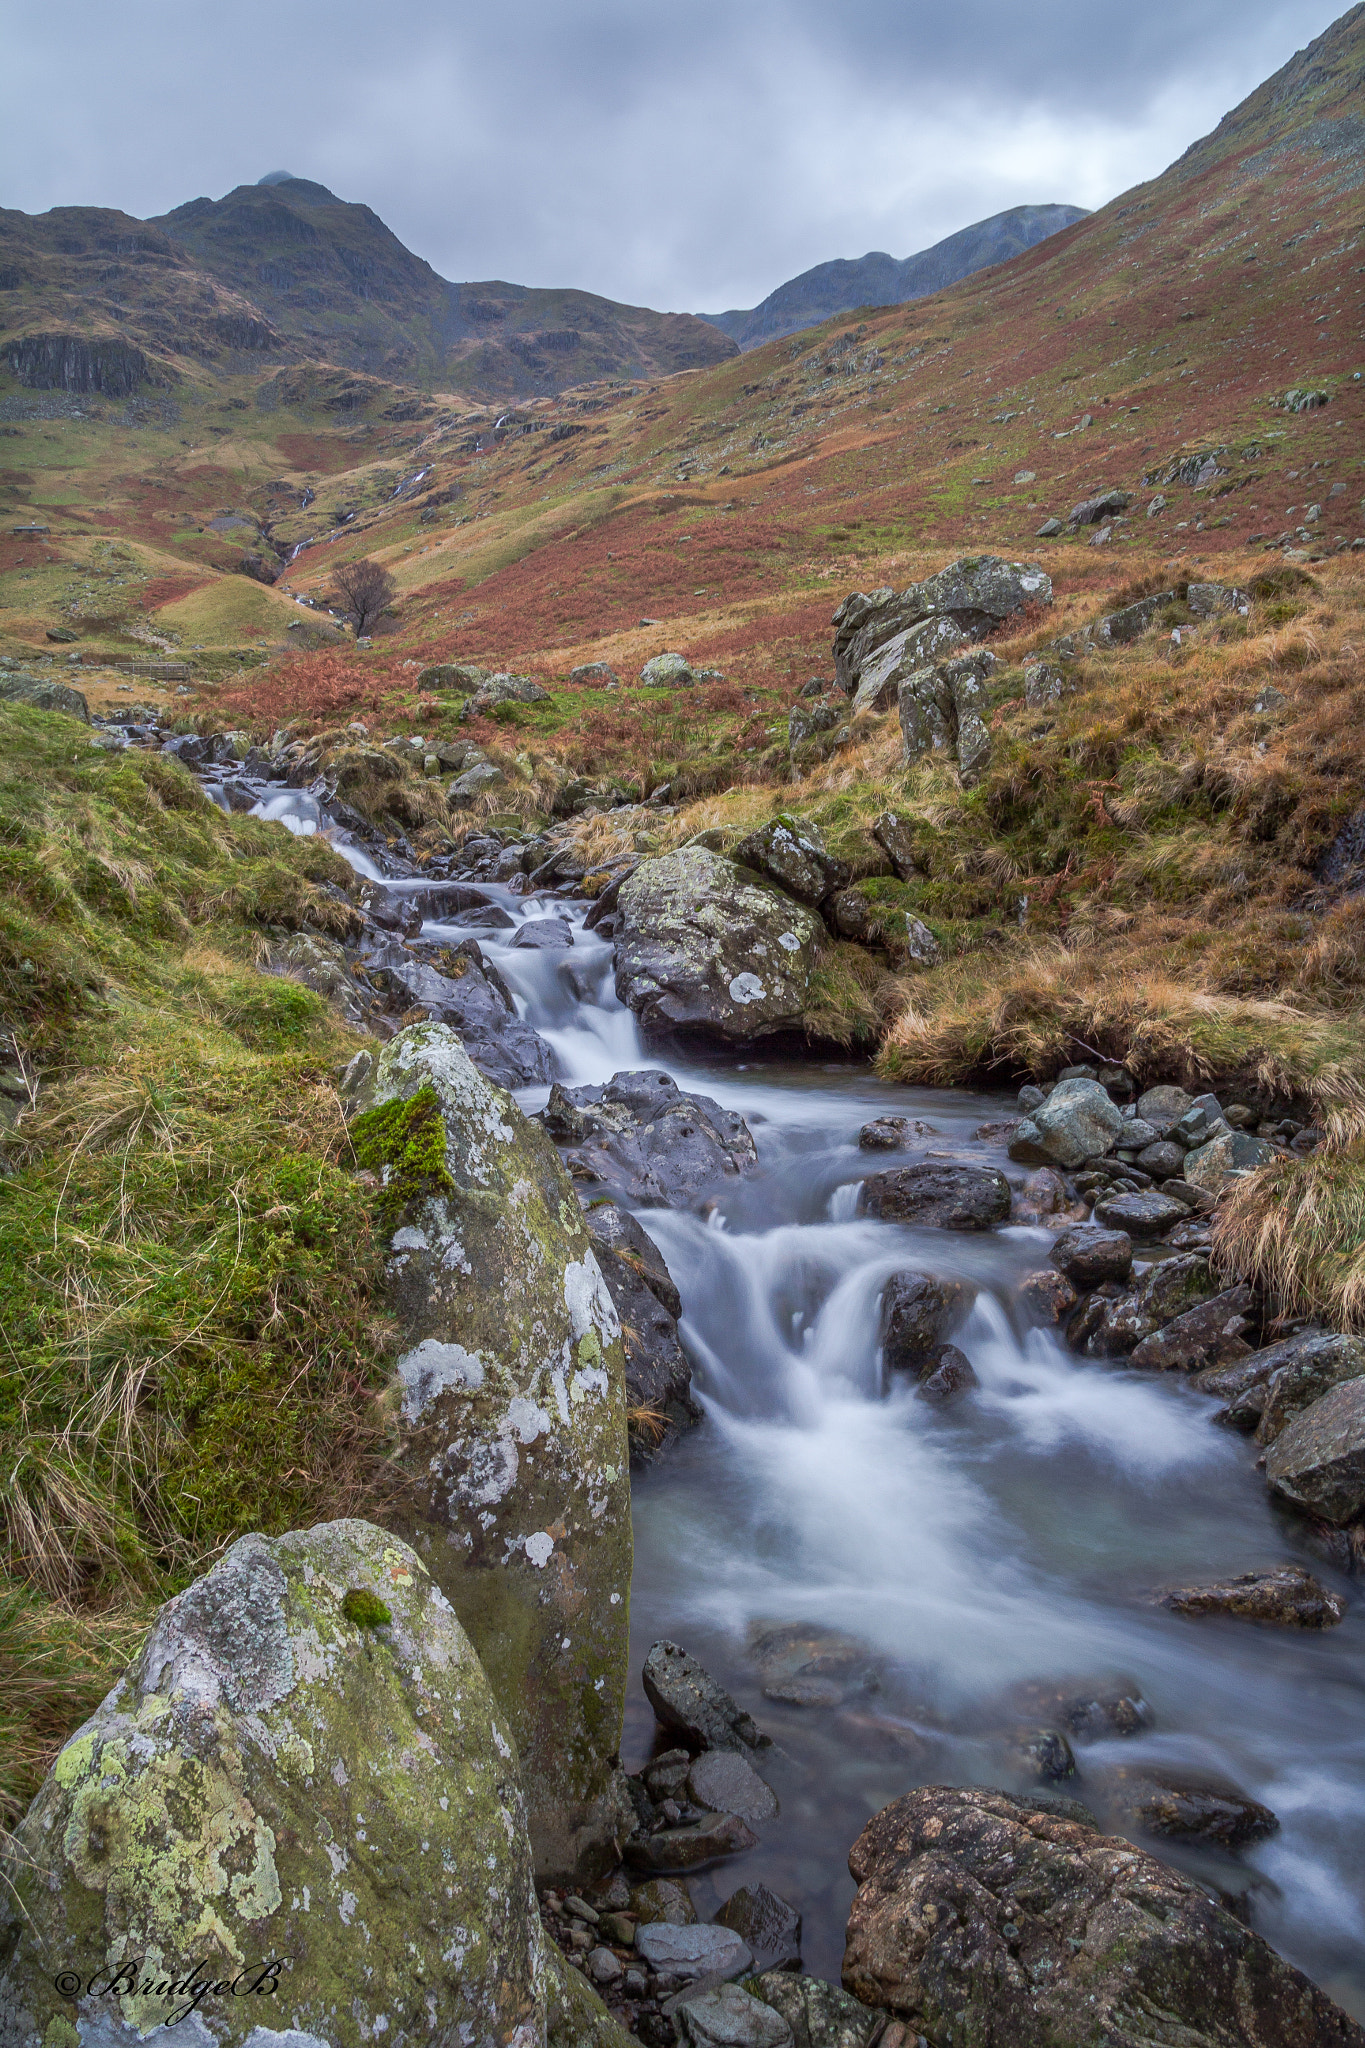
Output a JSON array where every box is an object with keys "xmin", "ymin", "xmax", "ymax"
[{"xmin": 702, "ymin": 203, "xmax": 1089, "ymax": 349}]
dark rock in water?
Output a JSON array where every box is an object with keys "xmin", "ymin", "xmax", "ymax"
[
  {"xmin": 1266, "ymin": 1377, "xmax": 1365, "ymax": 1525},
  {"xmin": 1017, "ymin": 1268, "xmax": 1078, "ymax": 1323},
  {"xmin": 459, "ymin": 901, "xmax": 517, "ymax": 929},
  {"xmin": 748, "ymin": 1970, "xmax": 883, "ymax": 2048},
  {"xmin": 715, "ymin": 1884, "xmax": 801, "ymax": 1972},
  {"xmin": 1095, "ymin": 1765, "xmax": 1278, "ymax": 1849},
  {"xmin": 1048, "ymin": 1226, "xmax": 1132, "ymax": 1288},
  {"xmin": 542, "ymin": 1070, "xmax": 758, "ymax": 1209},
  {"xmin": 688, "ymin": 1751, "xmax": 778, "ymax": 1825},
  {"xmin": 625, "ymin": 1812, "xmax": 760, "ymax": 1873},
  {"xmin": 1011, "ymin": 1164, "xmax": 1074, "ymax": 1224},
  {"xmin": 375, "ymin": 880, "xmax": 495, "ymax": 921},
  {"xmin": 641, "ymin": 1748, "xmax": 692, "ymax": 1802},
  {"xmin": 631, "ymin": 1877, "xmax": 697, "ymax": 1925},
  {"xmin": 512, "ymin": 915, "xmax": 575, "ymax": 949},
  {"xmin": 1077, "ymin": 1253, "xmax": 1217, "ymax": 1358},
  {"xmin": 1003, "ymin": 1675, "xmax": 1152, "ymax": 1742},
  {"xmin": 1190, "ymin": 1353, "xmax": 1279, "ymax": 1404},
  {"xmin": 746, "ymin": 1620, "xmax": 876, "ymax": 1708},
  {"xmin": 583, "ymin": 1203, "xmax": 698, "ymax": 1462},
  {"xmin": 1091, "ymin": 1188, "xmax": 1191, "ymax": 1236},
  {"xmin": 643, "ymin": 1640, "xmax": 768, "ymax": 1754},
  {"xmin": 1025, "ymin": 1790, "xmax": 1099, "ymax": 1828},
  {"xmin": 733, "ymin": 815, "xmax": 850, "ymax": 905},
  {"xmin": 859, "ymin": 1163, "xmax": 1011, "ymax": 1230},
  {"xmin": 915, "ymin": 1343, "xmax": 978, "ymax": 1403},
  {"xmin": 1254, "ymin": 1332, "xmax": 1365, "ymax": 1445},
  {"xmin": 614, "ymin": 847, "xmax": 826, "ymax": 1044},
  {"xmin": 362, "ymin": 937, "xmax": 554, "ymax": 1089},
  {"xmin": 1128, "ymin": 1285, "xmax": 1257, "ymax": 1372},
  {"xmin": 637, "ymin": 1920, "xmax": 753, "ymax": 1979},
  {"xmin": 674, "ymin": 1983, "xmax": 790, "ymax": 2048},
  {"xmin": 1155, "ymin": 1565, "xmax": 1345, "ymax": 1629},
  {"xmin": 844, "ymin": 1787, "xmax": 1359, "ymax": 2048},
  {"xmin": 582, "ymin": 1200, "xmax": 683, "ymax": 1318},
  {"xmin": 1005, "ymin": 1724, "xmax": 1077, "ymax": 1783},
  {"xmin": 880, "ymin": 1272, "xmax": 968, "ymax": 1369},
  {"xmin": 857, "ymin": 1114, "xmax": 936, "ymax": 1150}
]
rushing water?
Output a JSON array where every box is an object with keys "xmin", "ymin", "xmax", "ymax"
[{"xmin": 264, "ymin": 794, "xmax": 1365, "ymax": 2015}]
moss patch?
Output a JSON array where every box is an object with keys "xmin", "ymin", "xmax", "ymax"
[{"xmin": 351, "ymin": 1082, "xmax": 454, "ymax": 1230}]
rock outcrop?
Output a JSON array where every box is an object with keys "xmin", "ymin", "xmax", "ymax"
[
  {"xmin": 614, "ymin": 848, "xmax": 827, "ymax": 1043},
  {"xmin": 843, "ymin": 1785, "xmax": 1364, "ymax": 2047},
  {"xmin": 833, "ymin": 555, "xmax": 1052, "ymax": 703},
  {"xmin": 897, "ymin": 649, "xmax": 998, "ymax": 785},
  {"xmin": 0, "ymin": 1520, "xmax": 599, "ymax": 2048},
  {"xmin": 343, "ymin": 1024, "xmax": 631, "ymax": 1879},
  {"xmin": 733, "ymin": 815, "xmax": 851, "ymax": 905}
]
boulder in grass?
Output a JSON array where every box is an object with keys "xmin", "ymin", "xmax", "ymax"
[
  {"xmin": 0, "ymin": 672, "xmax": 89, "ymax": 720},
  {"xmin": 833, "ymin": 556, "xmax": 1052, "ymax": 700},
  {"xmin": 640, "ymin": 650, "xmax": 696, "ymax": 688},
  {"xmin": 734, "ymin": 815, "xmax": 851, "ymax": 905}
]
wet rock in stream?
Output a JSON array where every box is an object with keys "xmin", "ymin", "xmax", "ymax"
[
  {"xmin": 1093, "ymin": 1764, "xmax": 1279, "ymax": 1849},
  {"xmin": 715, "ymin": 1883, "xmax": 801, "ymax": 1971},
  {"xmin": 913, "ymin": 1342, "xmax": 978, "ymax": 1402},
  {"xmin": 1155, "ymin": 1564, "xmax": 1346, "ymax": 1628},
  {"xmin": 843, "ymin": 1787, "xmax": 1362, "ymax": 2047},
  {"xmin": 361, "ymin": 933, "xmax": 555, "ymax": 1088},
  {"xmin": 644, "ymin": 1640, "xmax": 771, "ymax": 1754},
  {"xmin": 582, "ymin": 1200, "xmax": 699, "ymax": 1461},
  {"xmin": 543, "ymin": 1070, "xmax": 759, "ymax": 1208},
  {"xmin": 858, "ymin": 1162, "xmax": 1011, "ymax": 1230},
  {"xmin": 880, "ymin": 1272, "xmax": 969, "ymax": 1371}
]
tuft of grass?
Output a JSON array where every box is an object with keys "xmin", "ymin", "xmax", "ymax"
[{"xmin": 1215, "ymin": 1139, "xmax": 1365, "ymax": 1332}]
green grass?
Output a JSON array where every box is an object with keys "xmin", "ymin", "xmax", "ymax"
[{"xmin": 0, "ymin": 705, "xmax": 395, "ymax": 1819}]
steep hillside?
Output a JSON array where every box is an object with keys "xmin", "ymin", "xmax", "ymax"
[
  {"xmin": 703, "ymin": 203, "xmax": 1089, "ymax": 348},
  {"xmin": 0, "ymin": 175, "xmax": 736, "ymax": 404}
]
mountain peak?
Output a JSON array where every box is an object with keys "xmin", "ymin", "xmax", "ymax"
[{"xmin": 256, "ymin": 170, "xmax": 297, "ymax": 186}]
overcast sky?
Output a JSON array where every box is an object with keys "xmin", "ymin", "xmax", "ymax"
[{"xmin": 1, "ymin": 0, "xmax": 1344, "ymax": 313}]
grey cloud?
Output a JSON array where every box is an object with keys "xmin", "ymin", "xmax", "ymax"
[{"xmin": 0, "ymin": 0, "xmax": 1344, "ymax": 310}]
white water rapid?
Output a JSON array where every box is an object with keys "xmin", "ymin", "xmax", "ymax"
[{"xmin": 317, "ymin": 830, "xmax": 1365, "ymax": 2010}]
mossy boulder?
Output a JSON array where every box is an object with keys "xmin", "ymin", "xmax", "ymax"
[
  {"xmin": 345, "ymin": 1024, "xmax": 632, "ymax": 1880},
  {"xmin": 0, "ymin": 1519, "xmax": 567, "ymax": 2047},
  {"xmin": 614, "ymin": 848, "xmax": 826, "ymax": 1043}
]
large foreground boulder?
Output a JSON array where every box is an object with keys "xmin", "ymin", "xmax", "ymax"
[
  {"xmin": 614, "ymin": 848, "xmax": 827, "ymax": 1042},
  {"xmin": 843, "ymin": 1785, "xmax": 1364, "ymax": 2047},
  {"xmin": 0, "ymin": 1520, "xmax": 584, "ymax": 2048},
  {"xmin": 344, "ymin": 1024, "xmax": 631, "ymax": 1878},
  {"xmin": 833, "ymin": 556, "xmax": 1052, "ymax": 702}
]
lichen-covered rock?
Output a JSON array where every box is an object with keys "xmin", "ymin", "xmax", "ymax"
[
  {"xmin": 871, "ymin": 810, "xmax": 919, "ymax": 879},
  {"xmin": 1184, "ymin": 1127, "xmax": 1276, "ymax": 1192},
  {"xmin": 0, "ymin": 672, "xmax": 90, "ymax": 719},
  {"xmin": 842, "ymin": 1785, "xmax": 1363, "ymax": 2048},
  {"xmin": 897, "ymin": 650, "xmax": 998, "ymax": 786},
  {"xmin": 1254, "ymin": 1332, "xmax": 1365, "ymax": 1443},
  {"xmin": 640, "ymin": 651, "xmax": 696, "ymax": 688},
  {"xmin": 747, "ymin": 1971, "xmax": 882, "ymax": 2048},
  {"xmin": 733, "ymin": 815, "xmax": 850, "ymax": 905},
  {"xmin": 1078, "ymin": 1252, "xmax": 1217, "ymax": 1359},
  {"xmin": 833, "ymin": 556, "xmax": 1052, "ymax": 699},
  {"xmin": 1128, "ymin": 1285, "xmax": 1257, "ymax": 1371},
  {"xmin": 1007, "ymin": 1077, "xmax": 1126, "ymax": 1168},
  {"xmin": 614, "ymin": 849, "xmax": 827, "ymax": 1043},
  {"xmin": 344, "ymin": 1024, "xmax": 631, "ymax": 1879},
  {"xmin": 1266, "ymin": 1377, "xmax": 1365, "ymax": 1525},
  {"xmin": 541, "ymin": 1069, "xmax": 758, "ymax": 1207},
  {"xmin": 0, "ymin": 1520, "xmax": 574, "ymax": 2048}
]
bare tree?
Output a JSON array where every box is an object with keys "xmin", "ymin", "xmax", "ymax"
[{"xmin": 331, "ymin": 558, "xmax": 397, "ymax": 637}]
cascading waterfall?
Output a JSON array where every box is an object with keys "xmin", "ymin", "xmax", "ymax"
[{"xmin": 241, "ymin": 805, "xmax": 1365, "ymax": 2005}]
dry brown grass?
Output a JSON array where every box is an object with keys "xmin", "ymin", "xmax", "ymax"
[{"xmin": 1215, "ymin": 1138, "xmax": 1365, "ymax": 1331}]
